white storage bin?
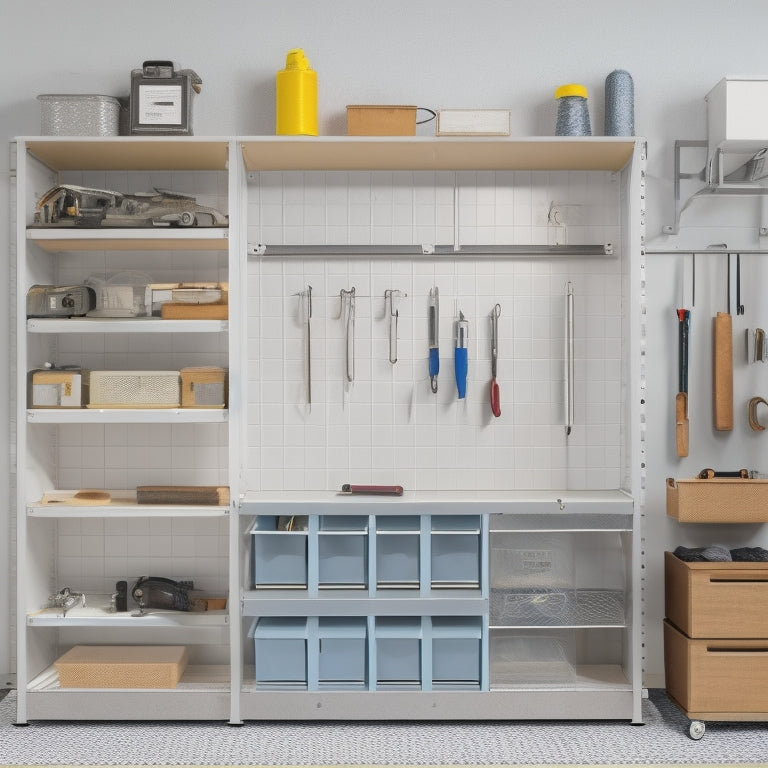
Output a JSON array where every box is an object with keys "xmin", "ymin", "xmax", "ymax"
[{"xmin": 707, "ymin": 78, "xmax": 768, "ymax": 153}]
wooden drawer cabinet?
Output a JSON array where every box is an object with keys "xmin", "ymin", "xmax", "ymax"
[
  {"xmin": 664, "ymin": 550, "xmax": 768, "ymax": 638},
  {"xmin": 664, "ymin": 620, "xmax": 768, "ymax": 716}
]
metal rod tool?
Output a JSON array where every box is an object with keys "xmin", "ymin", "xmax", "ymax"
[
  {"xmin": 340, "ymin": 287, "xmax": 356, "ymax": 384},
  {"xmin": 298, "ymin": 285, "xmax": 312, "ymax": 405},
  {"xmin": 385, "ymin": 289, "xmax": 406, "ymax": 364},
  {"xmin": 490, "ymin": 304, "xmax": 501, "ymax": 417},
  {"xmin": 565, "ymin": 282, "xmax": 574, "ymax": 436}
]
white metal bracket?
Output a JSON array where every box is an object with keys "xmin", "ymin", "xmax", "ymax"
[{"xmin": 663, "ymin": 140, "xmax": 707, "ymax": 235}]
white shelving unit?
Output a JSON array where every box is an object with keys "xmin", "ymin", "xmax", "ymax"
[
  {"xmin": 13, "ymin": 134, "xmax": 645, "ymax": 724},
  {"xmin": 13, "ymin": 137, "xmax": 240, "ymax": 723}
]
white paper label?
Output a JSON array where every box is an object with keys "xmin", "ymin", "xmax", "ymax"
[{"xmin": 138, "ymin": 84, "xmax": 183, "ymax": 125}]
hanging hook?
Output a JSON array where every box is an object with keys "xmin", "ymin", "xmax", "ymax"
[{"xmin": 384, "ymin": 289, "xmax": 406, "ymax": 364}]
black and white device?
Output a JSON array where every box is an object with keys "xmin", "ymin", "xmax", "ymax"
[{"xmin": 130, "ymin": 60, "xmax": 201, "ymax": 136}]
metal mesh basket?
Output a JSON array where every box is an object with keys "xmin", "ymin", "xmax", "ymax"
[{"xmin": 38, "ymin": 94, "xmax": 121, "ymax": 136}]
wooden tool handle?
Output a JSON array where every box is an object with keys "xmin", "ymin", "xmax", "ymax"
[
  {"xmin": 676, "ymin": 392, "xmax": 689, "ymax": 458},
  {"xmin": 713, "ymin": 312, "xmax": 733, "ymax": 431}
]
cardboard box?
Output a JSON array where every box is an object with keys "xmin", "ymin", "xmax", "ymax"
[
  {"xmin": 180, "ymin": 366, "xmax": 227, "ymax": 408},
  {"xmin": 347, "ymin": 105, "xmax": 416, "ymax": 136},
  {"xmin": 55, "ymin": 645, "xmax": 188, "ymax": 688},
  {"xmin": 666, "ymin": 476, "xmax": 768, "ymax": 522},
  {"xmin": 29, "ymin": 369, "xmax": 85, "ymax": 408}
]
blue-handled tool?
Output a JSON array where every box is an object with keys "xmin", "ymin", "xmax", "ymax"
[
  {"xmin": 428, "ymin": 287, "xmax": 439, "ymax": 393},
  {"xmin": 455, "ymin": 310, "xmax": 468, "ymax": 399}
]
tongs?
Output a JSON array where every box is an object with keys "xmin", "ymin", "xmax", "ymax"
[{"xmin": 490, "ymin": 304, "xmax": 501, "ymax": 417}]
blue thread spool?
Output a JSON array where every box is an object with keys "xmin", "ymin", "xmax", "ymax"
[
  {"xmin": 604, "ymin": 69, "xmax": 634, "ymax": 136},
  {"xmin": 555, "ymin": 84, "xmax": 591, "ymax": 136}
]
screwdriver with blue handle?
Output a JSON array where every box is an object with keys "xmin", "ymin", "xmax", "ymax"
[
  {"xmin": 429, "ymin": 287, "xmax": 439, "ymax": 393},
  {"xmin": 455, "ymin": 310, "xmax": 468, "ymax": 399}
]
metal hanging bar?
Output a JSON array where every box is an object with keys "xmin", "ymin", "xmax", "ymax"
[{"xmin": 250, "ymin": 243, "xmax": 613, "ymax": 258}]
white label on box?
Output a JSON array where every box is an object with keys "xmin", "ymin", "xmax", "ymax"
[{"xmin": 138, "ymin": 84, "xmax": 182, "ymax": 125}]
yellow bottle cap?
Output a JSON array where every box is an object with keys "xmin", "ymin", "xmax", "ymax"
[
  {"xmin": 285, "ymin": 48, "xmax": 311, "ymax": 71},
  {"xmin": 555, "ymin": 84, "xmax": 588, "ymax": 99}
]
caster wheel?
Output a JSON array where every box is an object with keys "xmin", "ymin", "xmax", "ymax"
[{"xmin": 688, "ymin": 720, "xmax": 706, "ymax": 740}]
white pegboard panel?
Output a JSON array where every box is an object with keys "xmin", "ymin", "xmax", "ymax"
[{"xmin": 244, "ymin": 170, "xmax": 625, "ymax": 493}]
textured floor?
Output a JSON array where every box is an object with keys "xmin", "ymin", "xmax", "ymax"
[{"xmin": 0, "ymin": 689, "xmax": 767, "ymax": 765}]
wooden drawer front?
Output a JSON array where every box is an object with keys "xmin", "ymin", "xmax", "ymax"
[
  {"xmin": 665, "ymin": 551, "xmax": 768, "ymax": 638},
  {"xmin": 665, "ymin": 621, "xmax": 768, "ymax": 713}
]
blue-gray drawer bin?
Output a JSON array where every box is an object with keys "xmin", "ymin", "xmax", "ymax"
[
  {"xmin": 431, "ymin": 616, "xmax": 482, "ymax": 689},
  {"xmin": 248, "ymin": 517, "xmax": 308, "ymax": 588},
  {"xmin": 431, "ymin": 515, "xmax": 481, "ymax": 587},
  {"xmin": 318, "ymin": 516, "xmax": 368, "ymax": 588},
  {"xmin": 375, "ymin": 616, "xmax": 422, "ymax": 688},
  {"xmin": 249, "ymin": 617, "xmax": 308, "ymax": 688},
  {"xmin": 318, "ymin": 617, "xmax": 368, "ymax": 689},
  {"xmin": 376, "ymin": 516, "xmax": 420, "ymax": 587}
]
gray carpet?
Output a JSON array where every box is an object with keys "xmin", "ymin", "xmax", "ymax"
[{"xmin": 0, "ymin": 689, "xmax": 766, "ymax": 765}]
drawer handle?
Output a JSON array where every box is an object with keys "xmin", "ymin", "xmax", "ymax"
[
  {"xmin": 709, "ymin": 578, "xmax": 768, "ymax": 583},
  {"xmin": 707, "ymin": 647, "xmax": 768, "ymax": 654}
]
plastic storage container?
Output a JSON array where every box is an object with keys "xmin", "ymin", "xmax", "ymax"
[
  {"xmin": 276, "ymin": 48, "xmax": 318, "ymax": 136},
  {"xmin": 38, "ymin": 94, "xmax": 121, "ymax": 136}
]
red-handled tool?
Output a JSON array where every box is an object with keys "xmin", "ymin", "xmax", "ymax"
[{"xmin": 490, "ymin": 304, "xmax": 501, "ymax": 417}]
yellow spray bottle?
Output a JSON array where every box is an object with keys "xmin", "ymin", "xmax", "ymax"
[{"xmin": 276, "ymin": 48, "xmax": 318, "ymax": 136}]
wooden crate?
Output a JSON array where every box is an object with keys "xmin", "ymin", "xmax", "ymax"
[
  {"xmin": 55, "ymin": 645, "xmax": 188, "ymax": 688},
  {"xmin": 665, "ymin": 551, "xmax": 768, "ymax": 638},
  {"xmin": 666, "ymin": 476, "xmax": 768, "ymax": 522}
]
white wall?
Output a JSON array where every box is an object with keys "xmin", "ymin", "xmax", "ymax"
[{"xmin": 3, "ymin": 0, "xmax": 768, "ymax": 688}]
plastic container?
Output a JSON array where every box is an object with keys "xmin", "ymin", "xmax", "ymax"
[
  {"xmin": 276, "ymin": 48, "xmax": 318, "ymax": 136},
  {"xmin": 38, "ymin": 94, "xmax": 121, "ymax": 136},
  {"xmin": 554, "ymin": 84, "xmax": 591, "ymax": 136}
]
